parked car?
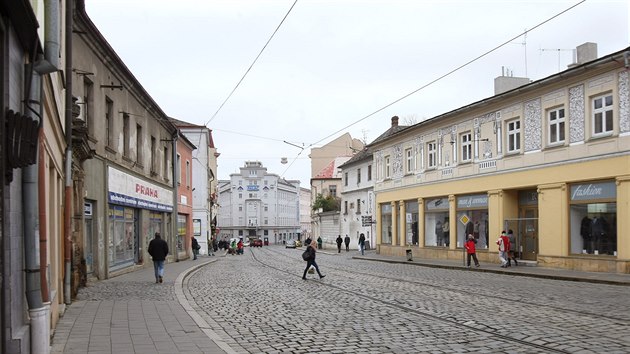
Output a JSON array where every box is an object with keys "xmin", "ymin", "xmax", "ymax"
[
  {"xmin": 252, "ymin": 239, "xmax": 263, "ymax": 247},
  {"xmin": 286, "ymin": 239, "xmax": 296, "ymax": 248}
]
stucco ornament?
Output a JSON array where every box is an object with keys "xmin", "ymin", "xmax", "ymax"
[
  {"xmin": 619, "ymin": 71, "xmax": 630, "ymax": 133},
  {"xmin": 569, "ymin": 85, "xmax": 585, "ymax": 143},
  {"xmin": 392, "ymin": 144, "xmax": 403, "ymax": 179},
  {"xmin": 524, "ymin": 98, "xmax": 542, "ymax": 151}
]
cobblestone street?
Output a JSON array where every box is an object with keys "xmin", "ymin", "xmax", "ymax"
[{"xmin": 184, "ymin": 247, "xmax": 630, "ymax": 354}]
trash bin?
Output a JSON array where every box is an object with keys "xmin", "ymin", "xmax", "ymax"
[
  {"xmin": 364, "ymin": 240, "xmax": 370, "ymax": 250},
  {"xmin": 406, "ymin": 249, "xmax": 413, "ymax": 261}
]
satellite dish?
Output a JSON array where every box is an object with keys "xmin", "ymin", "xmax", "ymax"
[{"xmin": 281, "ymin": 157, "xmax": 288, "ymax": 164}]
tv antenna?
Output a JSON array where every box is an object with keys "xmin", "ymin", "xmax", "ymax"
[{"xmin": 540, "ymin": 47, "xmax": 575, "ymax": 72}]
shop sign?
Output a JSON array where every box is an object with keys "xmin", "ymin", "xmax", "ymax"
[
  {"xmin": 108, "ymin": 166, "xmax": 173, "ymax": 212},
  {"xmin": 247, "ymin": 185, "xmax": 259, "ymax": 191},
  {"xmin": 570, "ymin": 181, "xmax": 616, "ymax": 201},
  {"xmin": 425, "ymin": 197, "xmax": 449, "ymax": 211},
  {"xmin": 84, "ymin": 202, "xmax": 92, "ymax": 216},
  {"xmin": 518, "ymin": 190, "xmax": 538, "ymax": 205},
  {"xmin": 457, "ymin": 194, "xmax": 488, "ymax": 209}
]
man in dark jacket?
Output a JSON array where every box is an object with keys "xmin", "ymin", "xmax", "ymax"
[
  {"xmin": 191, "ymin": 236, "xmax": 200, "ymax": 260},
  {"xmin": 344, "ymin": 235, "xmax": 350, "ymax": 252},
  {"xmin": 148, "ymin": 232, "xmax": 169, "ymax": 283},
  {"xmin": 336, "ymin": 235, "xmax": 343, "ymax": 253},
  {"xmin": 358, "ymin": 233, "xmax": 366, "ymax": 256}
]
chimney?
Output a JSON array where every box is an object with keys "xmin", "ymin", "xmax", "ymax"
[
  {"xmin": 569, "ymin": 42, "xmax": 598, "ymax": 68},
  {"xmin": 391, "ymin": 116, "xmax": 399, "ymax": 127}
]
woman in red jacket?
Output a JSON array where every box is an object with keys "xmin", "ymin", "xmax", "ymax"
[{"xmin": 465, "ymin": 234, "xmax": 480, "ymax": 268}]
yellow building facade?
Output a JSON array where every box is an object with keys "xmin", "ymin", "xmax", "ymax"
[{"xmin": 372, "ymin": 46, "xmax": 630, "ymax": 274}]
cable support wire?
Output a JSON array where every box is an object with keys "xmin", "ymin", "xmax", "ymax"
[
  {"xmin": 205, "ymin": 0, "xmax": 298, "ymax": 126},
  {"xmin": 308, "ymin": 0, "xmax": 585, "ymax": 148}
]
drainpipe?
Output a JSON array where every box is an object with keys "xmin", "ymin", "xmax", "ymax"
[
  {"xmin": 24, "ymin": 63, "xmax": 47, "ymax": 354},
  {"xmin": 38, "ymin": 130, "xmax": 49, "ymax": 304},
  {"xmin": 64, "ymin": 0, "xmax": 74, "ymax": 305},
  {"xmin": 172, "ymin": 133, "xmax": 179, "ymax": 261}
]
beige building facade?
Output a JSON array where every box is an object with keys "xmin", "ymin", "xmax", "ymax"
[{"xmin": 372, "ymin": 45, "xmax": 630, "ymax": 274}]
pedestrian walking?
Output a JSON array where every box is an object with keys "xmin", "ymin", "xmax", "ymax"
[
  {"xmin": 302, "ymin": 241, "xmax": 325, "ymax": 280},
  {"xmin": 191, "ymin": 236, "xmax": 200, "ymax": 260},
  {"xmin": 358, "ymin": 233, "xmax": 366, "ymax": 255},
  {"xmin": 465, "ymin": 234, "xmax": 480, "ymax": 268},
  {"xmin": 336, "ymin": 235, "xmax": 343, "ymax": 253},
  {"xmin": 344, "ymin": 235, "xmax": 350, "ymax": 252},
  {"xmin": 148, "ymin": 232, "xmax": 169, "ymax": 283},
  {"xmin": 317, "ymin": 236, "xmax": 323, "ymax": 250},
  {"xmin": 507, "ymin": 229, "xmax": 518, "ymax": 266},
  {"xmin": 496, "ymin": 230, "xmax": 510, "ymax": 268}
]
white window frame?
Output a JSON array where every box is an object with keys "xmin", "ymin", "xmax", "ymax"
[
  {"xmin": 427, "ymin": 142, "xmax": 437, "ymax": 169},
  {"xmin": 384, "ymin": 155, "xmax": 391, "ymax": 178},
  {"xmin": 405, "ymin": 147, "xmax": 413, "ymax": 174},
  {"xmin": 592, "ymin": 94, "xmax": 613, "ymax": 136},
  {"xmin": 548, "ymin": 107, "xmax": 566, "ymax": 145},
  {"xmin": 460, "ymin": 132, "xmax": 472, "ymax": 162},
  {"xmin": 506, "ymin": 119, "xmax": 521, "ymax": 153}
]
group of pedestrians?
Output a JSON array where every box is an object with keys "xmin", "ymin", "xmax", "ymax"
[
  {"xmin": 465, "ymin": 229, "xmax": 519, "ymax": 268},
  {"xmin": 335, "ymin": 234, "xmax": 366, "ymax": 255}
]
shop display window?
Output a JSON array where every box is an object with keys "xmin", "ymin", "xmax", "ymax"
[
  {"xmin": 570, "ymin": 203, "xmax": 617, "ymax": 255},
  {"xmin": 381, "ymin": 203, "xmax": 392, "ymax": 244}
]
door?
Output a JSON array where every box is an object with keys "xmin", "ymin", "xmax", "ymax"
[{"xmin": 520, "ymin": 207, "xmax": 538, "ymax": 261}]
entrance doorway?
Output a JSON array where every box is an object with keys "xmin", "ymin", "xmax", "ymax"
[{"xmin": 504, "ymin": 208, "xmax": 538, "ymax": 261}]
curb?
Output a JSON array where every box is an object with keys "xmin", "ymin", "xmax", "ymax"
[
  {"xmin": 174, "ymin": 259, "xmax": 238, "ymax": 354},
  {"xmin": 353, "ymin": 256, "xmax": 630, "ymax": 286}
]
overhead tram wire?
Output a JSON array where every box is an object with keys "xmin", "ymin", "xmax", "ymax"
[
  {"xmin": 307, "ymin": 0, "xmax": 586, "ymax": 148},
  {"xmin": 204, "ymin": 0, "xmax": 299, "ymax": 127}
]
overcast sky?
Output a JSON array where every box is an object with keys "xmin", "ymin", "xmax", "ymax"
[{"xmin": 85, "ymin": 0, "xmax": 629, "ymax": 186}]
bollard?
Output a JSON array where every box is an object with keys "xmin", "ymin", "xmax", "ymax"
[{"xmin": 406, "ymin": 249, "xmax": 413, "ymax": 261}]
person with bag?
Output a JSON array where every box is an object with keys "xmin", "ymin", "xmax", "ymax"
[
  {"xmin": 336, "ymin": 235, "xmax": 343, "ymax": 253},
  {"xmin": 191, "ymin": 236, "xmax": 200, "ymax": 260},
  {"xmin": 496, "ymin": 230, "xmax": 510, "ymax": 268},
  {"xmin": 358, "ymin": 233, "xmax": 366, "ymax": 256},
  {"xmin": 302, "ymin": 240, "xmax": 325, "ymax": 280}
]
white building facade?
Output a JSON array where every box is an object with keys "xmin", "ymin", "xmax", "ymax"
[
  {"xmin": 299, "ymin": 187, "xmax": 312, "ymax": 240},
  {"xmin": 218, "ymin": 161, "xmax": 300, "ymax": 245},
  {"xmin": 339, "ymin": 150, "xmax": 376, "ymax": 250}
]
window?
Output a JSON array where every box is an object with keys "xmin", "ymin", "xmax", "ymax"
[
  {"xmin": 357, "ymin": 168, "xmax": 361, "ymax": 184},
  {"xmin": 239, "ymin": 193, "xmax": 242, "ymax": 199},
  {"xmin": 84, "ymin": 77, "xmax": 94, "ymax": 136},
  {"xmin": 356, "ymin": 199, "xmax": 361, "ymax": 214},
  {"xmin": 136, "ymin": 124, "xmax": 143, "ymax": 165},
  {"xmin": 427, "ymin": 142, "xmax": 437, "ymax": 168},
  {"xmin": 405, "ymin": 148, "xmax": 413, "ymax": 173},
  {"xmin": 329, "ymin": 185, "xmax": 337, "ymax": 198},
  {"xmin": 186, "ymin": 160, "xmax": 191, "ymax": 187},
  {"xmin": 150, "ymin": 136, "xmax": 156, "ymax": 173},
  {"xmin": 367, "ymin": 165, "xmax": 372, "ymax": 181},
  {"xmin": 123, "ymin": 113, "xmax": 130, "ymax": 157},
  {"xmin": 264, "ymin": 205, "xmax": 268, "ymax": 212},
  {"xmin": 507, "ymin": 119, "xmax": 521, "ymax": 153},
  {"xmin": 461, "ymin": 132, "xmax": 472, "ymax": 162},
  {"xmin": 176, "ymin": 154, "xmax": 182, "ymax": 185},
  {"xmin": 384, "ymin": 155, "xmax": 391, "ymax": 178},
  {"xmin": 547, "ymin": 107, "xmax": 566, "ymax": 145},
  {"xmin": 592, "ymin": 94, "xmax": 613, "ymax": 136},
  {"xmin": 264, "ymin": 217, "xmax": 268, "ymax": 225},
  {"xmin": 344, "ymin": 200, "xmax": 348, "ymax": 214},
  {"xmin": 163, "ymin": 146, "xmax": 169, "ymax": 180},
  {"xmin": 344, "ymin": 172, "xmax": 348, "ymax": 186},
  {"xmin": 105, "ymin": 97, "xmax": 113, "ymax": 147},
  {"xmin": 239, "ymin": 204, "xmax": 242, "ymax": 211}
]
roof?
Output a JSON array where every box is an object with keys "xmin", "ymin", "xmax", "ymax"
[
  {"xmin": 312, "ymin": 156, "xmax": 352, "ymax": 179},
  {"xmin": 337, "ymin": 148, "xmax": 373, "ymax": 169}
]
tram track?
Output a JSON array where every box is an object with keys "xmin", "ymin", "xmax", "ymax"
[
  {"xmin": 262, "ymin": 247, "xmax": 628, "ymax": 324},
  {"xmin": 249, "ymin": 248, "xmax": 573, "ymax": 354}
]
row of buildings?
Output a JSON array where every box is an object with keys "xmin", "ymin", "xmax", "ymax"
[
  {"xmin": 1, "ymin": 1, "xmax": 219, "ymax": 352},
  {"xmin": 313, "ymin": 43, "xmax": 629, "ymax": 275}
]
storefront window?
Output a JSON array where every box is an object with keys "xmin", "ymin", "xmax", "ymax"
[
  {"xmin": 148, "ymin": 212, "xmax": 163, "ymax": 253},
  {"xmin": 108, "ymin": 205, "xmax": 136, "ymax": 268},
  {"xmin": 405, "ymin": 201, "xmax": 418, "ymax": 246},
  {"xmin": 177, "ymin": 214, "xmax": 186, "ymax": 252},
  {"xmin": 456, "ymin": 194, "xmax": 489, "ymax": 249},
  {"xmin": 381, "ymin": 203, "xmax": 392, "ymax": 244},
  {"xmin": 570, "ymin": 181, "xmax": 617, "ymax": 255},
  {"xmin": 424, "ymin": 197, "xmax": 449, "ymax": 247}
]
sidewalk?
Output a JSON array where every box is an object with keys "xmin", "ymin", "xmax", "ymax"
[
  {"xmin": 353, "ymin": 251, "xmax": 630, "ymax": 286},
  {"xmin": 51, "ymin": 257, "xmax": 234, "ymax": 354}
]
